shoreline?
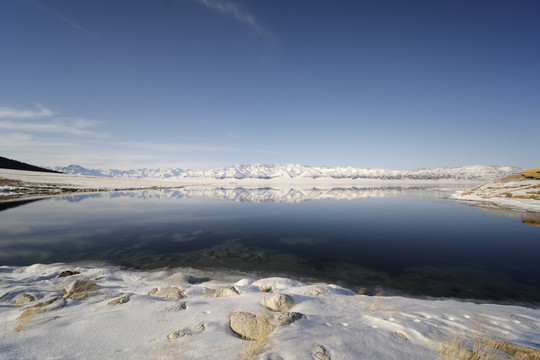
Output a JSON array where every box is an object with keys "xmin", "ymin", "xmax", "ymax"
[{"xmin": 1, "ymin": 168, "xmax": 483, "ymax": 203}]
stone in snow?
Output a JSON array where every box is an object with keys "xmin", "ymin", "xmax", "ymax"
[
  {"xmin": 264, "ymin": 293, "xmax": 295, "ymax": 313},
  {"xmin": 148, "ymin": 286, "xmax": 184, "ymax": 300},
  {"xmin": 14, "ymin": 293, "xmax": 39, "ymax": 306},
  {"xmin": 204, "ymin": 286, "xmax": 239, "ymax": 298},
  {"xmin": 229, "ymin": 312, "xmax": 276, "ymax": 341}
]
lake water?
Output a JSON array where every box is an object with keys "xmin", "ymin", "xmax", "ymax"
[{"xmin": 1, "ymin": 186, "xmax": 539, "ymax": 304}]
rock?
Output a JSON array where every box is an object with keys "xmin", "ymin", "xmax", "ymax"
[
  {"xmin": 263, "ymin": 293, "xmax": 294, "ymax": 313},
  {"xmin": 205, "ymin": 286, "xmax": 239, "ymax": 298},
  {"xmin": 394, "ymin": 331, "xmax": 409, "ymax": 341},
  {"xmin": 314, "ymin": 345, "xmax": 331, "ymax": 360},
  {"xmin": 108, "ymin": 295, "xmax": 130, "ymax": 305},
  {"xmin": 160, "ymin": 302, "xmax": 187, "ymax": 312},
  {"xmin": 267, "ymin": 354, "xmax": 284, "ymax": 360},
  {"xmin": 148, "ymin": 288, "xmax": 159, "ymax": 296},
  {"xmin": 14, "ymin": 293, "xmax": 39, "ymax": 306},
  {"xmin": 148, "ymin": 286, "xmax": 184, "ymax": 300},
  {"xmin": 167, "ymin": 330, "xmax": 191, "ymax": 339},
  {"xmin": 234, "ymin": 279, "xmax": 251, "ymax": 286},
  {"xmin": 194, "ymin": 322, "xmax": 205, "ymax": 331},
  {"xmin": 229, "ymin": 312, "xmax": 276, "ymax": 341},
  {"xmin": 58, "ymin": 270, "xmax": 80, "ymax": 278},
  {"xmin": 278, "ymin": 312, "xmax": 304, "ymax": 325},
  {"xmin": 16, "ymin": 297, "xmax": 65, "ymax": 332},
  {"xmin": 63, "ymin": 280, "xmax": 97, "ymax": 300},
  {"xmin": 305, "ymin": 287, "xmax": 323, "ymax": 296}
]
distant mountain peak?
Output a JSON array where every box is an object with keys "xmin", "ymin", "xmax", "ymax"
[{"xmin": 52, "ymin": 163, "xmax": 522, "ymax": 181}]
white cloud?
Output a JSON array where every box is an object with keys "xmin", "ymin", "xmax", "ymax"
[
  {"xmin": 194, "ymin": 0, "xmax": 264, "ymax": 35},
  {"xmin": 0, "ymin": 105, "xmax": 53, "ymax": 119}
]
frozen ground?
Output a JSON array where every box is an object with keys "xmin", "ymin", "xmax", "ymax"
[
  {"xmin": 451, "ymin": 175, "xmax": 540, "ymax": 213},
  {"xmin": 1, "ymin": 263, "xmax": 539, "ymax": 360}
]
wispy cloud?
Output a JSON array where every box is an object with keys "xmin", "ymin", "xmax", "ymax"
[
  {"xmin": 126, "ymin": 141, "xmax": 249, "ymax": 153},
  {"xmin": 0, "ymin": 105, "xmax": 275, "ymax": 170},
  {"xmin": 0, "ymin": 105, "xmax": 53, "ymax": 119},
  {"xmin": 0, "ymin": 133, "xmax": 75, "ymax": 148},
  {"xmin": 194, "ymin": 0, "xmax": 264, "ymax": 35},
  {"xmin": 31, "ymin": 0, "xmax": 99, "ymax": 39},
  {"xmin": 0, "ymin": 117, "xmax": 106, "ymax": 137}
]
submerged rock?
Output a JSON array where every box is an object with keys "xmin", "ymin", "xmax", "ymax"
[
  {"xmin": 263, "ymin": 293, "xmax": 295, "ymax": 313},
  {"xmin": 229, "ymin": 312, "xmax": 276, "ymax": 341}
]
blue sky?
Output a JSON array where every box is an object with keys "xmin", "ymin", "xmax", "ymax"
[{"xmin": 1, "ymin": 0, "xmax": 539, "ymax": 170}]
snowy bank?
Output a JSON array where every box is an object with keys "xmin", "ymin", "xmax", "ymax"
[
  {"xmin": 1, "ymin": 264, "xmax": 539, "ymax": 360},
  {"xmin": 451, "ymin": 175, "xmax": 540, "ymax": 213}
]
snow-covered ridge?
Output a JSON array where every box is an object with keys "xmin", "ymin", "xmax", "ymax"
[{"xmin": 54, "ymin": 164, "xmax": 521, "ymax": 181}]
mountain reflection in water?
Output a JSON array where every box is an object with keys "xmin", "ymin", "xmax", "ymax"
[{"xmin": 56, "ymin": 185, "xmax": 458, "ymax": 203}]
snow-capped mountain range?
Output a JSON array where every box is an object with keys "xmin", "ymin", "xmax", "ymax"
[{"xmin": 53, "ymin": 164, "xmax": 522, "ymax": 181}]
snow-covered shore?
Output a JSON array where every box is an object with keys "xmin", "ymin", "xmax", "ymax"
[
  {"xmin": 451, "ymin": 175, "xmax": 540, "ymax": 213},
  {"xmin": 1, "ymin": 263, "xmax": 539, "ymax": 360},
  {"xmin": 0, "ymin": 169, "xmax": 199, "ymax": 201},
  {"xmin": 0, "ymin": 168, "xmax": 191, "ymax": 190}
]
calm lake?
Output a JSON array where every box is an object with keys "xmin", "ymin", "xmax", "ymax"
[{"xmin": 1, "ymin": 185, "xmax": 539, "ymax": 304}]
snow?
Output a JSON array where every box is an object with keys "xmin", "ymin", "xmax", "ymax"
[
  {"xmin": 451, "ymin": 176, "xmax": 540, "ymax": 213},
  {"xmin": 1, "ymin": 263, "xmax": 539, "ymax": 360}
]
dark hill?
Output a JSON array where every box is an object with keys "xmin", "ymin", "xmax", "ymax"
[{"xmin": 0, "ymin": 156, "xmax": 62, "ymax": 173}]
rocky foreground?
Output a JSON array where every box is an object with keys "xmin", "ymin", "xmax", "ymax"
[{"xmin": 1, "ymin": 264, "xmax": 539, "ymax": 360}]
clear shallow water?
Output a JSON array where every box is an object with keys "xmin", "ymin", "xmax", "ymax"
[{"xmin": 1, "ymin": 186, "xmax": 539, "ymax": 304}]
